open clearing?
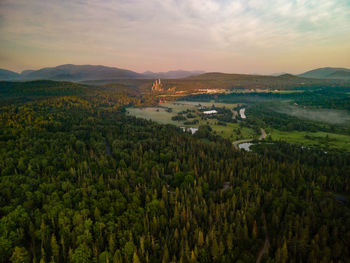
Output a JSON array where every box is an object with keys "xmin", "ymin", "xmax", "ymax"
[
  {"xmin": 127, "ymin": 101, "xmax": 350, "ymax": 151},
  {"xmin": 270, "ymin": 129, "xmax": 350, "ymax": 151},
  {"xmin": 164, "ymin": 100, "xmax": 239, "ymax": 110},
  {"xmin": 127, "ymin": 101, "xmax": 257, "ymax": 140}
]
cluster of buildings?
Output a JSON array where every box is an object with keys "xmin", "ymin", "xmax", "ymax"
[
  {"xmin": 203, "ymin": 110, "xmax": 218, "ymax": 115},
  {"xmin": 151, "ymin": 78, "xmax": 163, "ymax": 92},
  {"xmin": 181, "ymin": 127, "xmax": 198, "ymax": 134}
]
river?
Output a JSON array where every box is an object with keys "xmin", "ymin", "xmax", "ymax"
[
  {"xmin": 239, "ymin": 142, "xmax": 254, "ymax": 151},
  {"xmin": 232, "ymin": 128, "xmax": 267, "ymax": 150},
  {"xmin": 240, "ymin": 108, "xmax": 246, "ymax": 119}
]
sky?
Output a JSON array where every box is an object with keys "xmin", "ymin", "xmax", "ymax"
[{"xmin": 0, "ymin": 0, "xmax": 350, "ymax": 74}]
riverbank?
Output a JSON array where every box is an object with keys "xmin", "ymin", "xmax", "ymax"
[{"xmin": 233, "ymin": 128, "xmax": 267, "ymax": 150}]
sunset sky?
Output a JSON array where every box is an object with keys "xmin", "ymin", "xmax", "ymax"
[{"xmin": 1, "ymin": 0, "xmax": 349, "ymax": 74}]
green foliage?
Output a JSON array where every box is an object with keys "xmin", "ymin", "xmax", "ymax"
[
  {"xmin": 72, "ymin": 243, "xmax": 91, "ymax": 263},
  {"xmin": 0, "ymin": 86, "xmax": 350, "ymax": 263},
  {"xmin": 124, "ymin": 241, "xmax": 135, "ymax": 258},
  {"xmin": 10, "ymin": 247, "xmax": 30, "ymax": 263}
]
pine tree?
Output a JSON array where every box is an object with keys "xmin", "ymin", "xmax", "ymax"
[
  {"xmin": 198, "ymin": 230, "xmax": 204, "ymax": 247},
  {"xmin": 162, "ymin": 244, "xmax": 169, "ymax": 263},
  {"xmin": 50, "ymin": 234, "xmax": 59, "ymax": 262},
  {"xmin": 113, "ymin": 250, "xmax": 122, "ymax": 263},
  {"xmin": 190, "ymin": 250, "xmax": 197, "ymax": 263},
  {"xmin": 72, "ymin": 244, "xmax": 91, "ymax": 263},
  {"xmin": 132, "ymin": 251, "xmax": 141, "ymax": 263},
  {"xmin": 10, "ymin": 247, "xmax": 30, "ymax": 263},
  {"xmin": 211, "ymin": 238, "xmax": 219, "ymax": 261},
  {"xmin": 109, "ymin": 235, "xmax": 115, "ymax": 254},
  {"xmin": 281, "ymin": 240, "xmax": 288, "ymax": 263}
]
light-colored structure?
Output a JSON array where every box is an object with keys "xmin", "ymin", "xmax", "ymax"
[
  {"xmin": 239, "ymin": 108, "xmax": 246, "ymax": 119},
  {"xmin": 181, "ymin": 127, "xmax": 198, "ymax": 134},
  {"xmin": 203, "ymin": 110, "xmax": 218, "ymax": 115}
]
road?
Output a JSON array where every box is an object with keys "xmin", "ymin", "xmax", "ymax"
[
  {"xmin": 259, "ymin": 128, "xmax": 267, "ymax": 140},
  {"xmin": 233, "ymin": 128, "xmax": 266, "ymax": 149}
]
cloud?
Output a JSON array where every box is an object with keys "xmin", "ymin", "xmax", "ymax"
[{"xmin": 0, "ymin": 0, "xmax": 349, "ymax": 72}]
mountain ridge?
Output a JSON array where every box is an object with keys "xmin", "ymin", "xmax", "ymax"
[
  {"xmin": 0, "ymin": 68, "xmax": 20, "ymax": 80},
  {"xmin": 0, "ymin": 64, "xmax": 205, "ymax": 81},
  {"xmin": 19, "ymin": 64, "xmax": 143, "ymax": 81},
  {"xmin": 299, "ymin": 67, "xmax": 350, "ymax": 79},
  {"xmin": 1, "ymin": 65, "xmax": 350, "ymax": 81}
]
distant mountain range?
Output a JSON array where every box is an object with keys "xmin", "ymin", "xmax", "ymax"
[
  {"xmin": 299, "ymin": 67, "xmax": 350, "ymax": 79},
  {"xmin": 0, "ymin": 69, "xmax": 20, "ymax": 80},
  {"xmin": 0, "ymin": 64, "xmax": 204, "ymax": 81},
  {"xmin": 1, "ymin": 65, "xmax": 350, "ymax": 82}
]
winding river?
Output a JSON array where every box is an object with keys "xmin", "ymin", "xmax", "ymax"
[
  {"xmin": 232, "ymin": 128, "xmax": 267, "ymax": 150},
  {"xmin": 240, "ymin": 108, "xmax": 246, "ymax": 119}
]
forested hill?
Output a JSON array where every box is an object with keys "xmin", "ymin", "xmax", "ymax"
[
  {"xmin": 299, "ymin": 67, "xmax": 350, "ymax": 79},
  {"xmin": 0, "ymin": 69, "xmax": 20, "ymax": 80},
  {"xmin": 0, "ymin": 87, "xmax": 350, "ymax": 262},
  {"xmin": 155, "ymin": 72, "xmax": 350, "ymax": 92},
  {"xmin": 0, "ymin": 80, "xmax": 146, "ymax": 106},
  {"xmin": 0, "ymin": 80, "xmax": 93, "ymax": 97},
  {"xmin": 16, "ymin": 64, "xmax": 143, "ymax": 81}
]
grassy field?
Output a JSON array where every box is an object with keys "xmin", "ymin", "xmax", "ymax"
[
  {"xmin": 270, "ymin": 129, "xmax": 350, "ymax": 151},
  {"xmin": 127, "ymin": 107, "xmax": 179, "ymax": 125},
  {"xmin": 127, "ymin": 100, "xmax": 350, "ymax": 151},
  {"xmin": 165, "ymin": 101, "xmax": 239, "ymax": 110},
  {"xmin": 127, "ymin": 101, "xmax": 257, "ymax": 140},
  {"xmin": 202, "ymin": 120, "xmax": 257, "ymax": 140}
]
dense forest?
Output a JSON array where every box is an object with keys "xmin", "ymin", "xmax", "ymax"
[
  {"xmin": 183, "ymin": 87, "xmax": 350, "ymax": 111},
  {"xmin": 0, "ymin": 81, "xmax": 350, "ymax": 262}
]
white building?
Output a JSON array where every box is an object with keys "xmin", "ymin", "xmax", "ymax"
[
  {"xmin": 203, "ymin": 110, "xmax": 218, "ymax": 115},
  {"xmin": 181, "ymin": 127, "xmax": 198, "ymax": 134}
]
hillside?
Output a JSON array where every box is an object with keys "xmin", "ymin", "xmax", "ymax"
[
  {"xmin": 19, "ymin": 64, "xmax": 143, "ymax": 81},
  {"xmin": 299, "ymin": 67, "xmax": 350, "ymax": 79},
  {"xmin": 0, "ymin": 68, "xmax": 19, "ymax": 80},
  {"xmin": 0, "ymin": 65, "xmax": 204, "ymax": 81},
  {"xmin": 89, "ymin": 72, "xmax": 350, "ymax": 95},
  {"xmin": 328, "ymin": 70, "xmax": 350, "ymax": 79},
  {"xmin": 0, "ymin": 80, "xmax": 98, "ymax": 104},
  {"xmin": 155, "ymin": 72, "xmax": 350, "ymax": 92}
]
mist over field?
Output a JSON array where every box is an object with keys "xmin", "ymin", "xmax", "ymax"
[{"xmin": 275, "ymin": 105, "xmax": 350, "ymax": 125}]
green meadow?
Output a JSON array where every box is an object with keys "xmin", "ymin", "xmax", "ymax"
[
  {"xmin": 127, "ymin": 98, "xmax": 350, "ymax": 151},
  {"xmin": 270, "ymin": 129, "xmax": 350, "ymax": 151},
  {"xmin": 127, "ymin": 101, "xmax": 258, "ymax": 140}
]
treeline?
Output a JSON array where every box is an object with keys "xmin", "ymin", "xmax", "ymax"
[
  {"xmin": 0, "ymin": 80, "xmax": 159, "ymax": 108},
  {"xmin": 182, "ymin": 87, "xmax": 350, "ymax": 111}
]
